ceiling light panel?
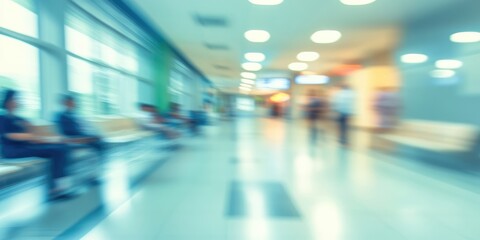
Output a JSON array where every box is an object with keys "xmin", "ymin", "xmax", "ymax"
[
  {"xmin": 249, "ymin": 0, "xmax": 284, "ymax": 5},
  {"xmin": 297, "ymin": 52, "xmax": 320, "ymax": 61},
  {"xmin": 245, "ymin": 52, "xmax": 266, "ymax": 62},
  {"xmin": 431, "ymin": 70, "xmax": 455, "ymax": 78},
  {"xmin": 311, "ymin": 30, "xmax": 342, "ymax": 44},
  {"xmin": 288, "ymin": 62, "xmax": 308, "ymax": 71},
  {"xmin": 242, "ymin": 62, "xmax": 262, "ymax": 71},
  {"xmin": 241, "ymin": 72, "xmax": 257, "ymax": 79},
  {"xmin": 435, "ymin": 60, "xmax": 463, "ymax": 69},
  {"xmin": 450, "ymin": 32, "xmax": 480, "ymax": 43},
  {"xmin": 244, "ymin": 30, "xmax": 271, "ymax": 43},
  {"xmin": 241, "ymin": 79, "xmax": 256, "ymax": 85},
  {"xmin": 401, "ymin": 54, "xmax": 428, "ymax": 63},
  {"xmin": 295, "ymin": 75, "xmax": 330, "ymax": 84},
  {"xmin": 340, "ymin": 0, "xmax": 376, "ymax": 6}
]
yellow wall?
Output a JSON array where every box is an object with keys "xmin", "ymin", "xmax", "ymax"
[{"xmin": 347, "ymin": 66, "xmax": 401, "ymax": 128}]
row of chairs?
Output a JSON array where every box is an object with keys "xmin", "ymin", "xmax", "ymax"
[{"xmin": 0, "ymin": 116, "xmax": 181, "ymax": 197}]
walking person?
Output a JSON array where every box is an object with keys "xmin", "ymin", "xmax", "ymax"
[
  {"xmin": 332, "ymin": 84, "xmax": 355, "ymax": 146},
  {"xmin": 305, "ymin": 90, "xmax": 325, "ymax": 142}
]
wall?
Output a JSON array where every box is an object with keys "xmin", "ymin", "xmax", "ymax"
[
  {"xmin": 348, "ymin": 66, "xmax": 401, "ymax": 128},
  {"xmin": 398, "ymin": 1, "xmax": 480, "ymax": 125},
  {"xmin": 153, "ymin": 42, "xmax": 173, "ymax": 114}
]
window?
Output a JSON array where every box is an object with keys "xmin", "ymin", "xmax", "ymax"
[
  {"xmin": 65, "ymin": 7, "xmax": 154, "ymax": 117},
  {"xmin": 0, "ymin": 0, "xmax": 37, "ymax": 37},
  {"xmin": 67, "ymin": 56, "xmax": 95, "ymax": 115},
  {"xmin": 0, "ymin": 35, "xmax": 40, "ymax": 118}
]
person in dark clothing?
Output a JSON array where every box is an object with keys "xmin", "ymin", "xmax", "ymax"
[
  {"xmin": 306, "ymin": 90, "xmax": 325, "ymax": 142},
  {"xmin": 55, "ymin": 95, "xmax": 105, "ymax": 184},
  {"xmin": 0, "ymin": 89, "xmax": 73, "ymax": 200},
  {"xmin": 55, "ymin": 94, "xmax": 105, "ymax": 155}
]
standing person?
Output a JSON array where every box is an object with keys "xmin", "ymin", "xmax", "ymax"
[
  {"xmin": 332, "ymin": 84, "xmax": 355, "ymax": 146},
  {"xmin": 305, "ymin": 90, "xmax": 324, "ymax": 142},
  {"xmin": 374, "ymin": 87, "xmax": 400, "ymax": 132},
  {"xmin": 0, "ymin": 89, "xmax": 74, "ymax": 200}
]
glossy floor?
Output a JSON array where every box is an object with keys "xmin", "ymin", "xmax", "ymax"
[{"xmin": 2, "ymin": 118, "xmax": 480, "ymax": 240}]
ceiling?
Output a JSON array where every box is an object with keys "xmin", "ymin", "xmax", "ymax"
[{"xmin": 127, "ymin": 0, "xmax": 463, "ymax": 93}]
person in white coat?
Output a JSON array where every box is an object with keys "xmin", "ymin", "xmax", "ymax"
[{"xmin": 332, "ymin": 84, "xmax": 355, "ymax": 145}]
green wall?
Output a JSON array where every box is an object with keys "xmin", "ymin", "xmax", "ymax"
[{"xmin": 153, "ymin": 42, "xmax": 173, "ymax": 114}]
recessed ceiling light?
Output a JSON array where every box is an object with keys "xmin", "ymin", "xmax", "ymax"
[
  {"xmin": 241, "ymin": 79, "xmax": 256, "ymax": 85},
  {"xmin": 288, "ymin": 62, "xmax": 308, "ymax": 71},
  {"xmin": 241, "ymin": 72, "xmax": 257, "ymax": 79},
  {"xmin": 450, "ymin": 32, "xmax": 480, "ymax": 43},
  {"xmin": 245, "ymin": 52, "xmax": 266, "ymax": 62},
  {"xmin": 311, "ymin": 30, "xmax": 342, "ymax": 44},
  {"xmin": 430, "ymin": 69, "xmax": 455, "ymax": 78},
  {"xmin": 401, "ymin": 54, "xmax": 428, "ymax": 63},
  {"xmin": 297, "ymin": 52, "xmax": 320, "ymax": 62},
  {"xmin": 249, "ymin": 0, "xmax": 283, "ymax": 5},
  {"xmin": 244, "ymin": 30, "xmax": 271, "ymax": 43},
  {"xmin": 340, "ymin": 0, "xmax": 376, "ymax": 6},
  {"xmin": 435, "ymin": 60, "xmax": 463, "ymax": 69},
  {"xmin": 242, "ymin": 62, "xmax": 262, "ymax": 71}
]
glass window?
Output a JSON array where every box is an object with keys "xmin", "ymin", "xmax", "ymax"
[
  {"xmin": 0, "ymin": 34, "xmax": 40, "ymax": 118},
  {"xmin": 0, "ymin": 0, "xmax": 37, "ymax": 37},
  {"xmin": 67, "ymin": 56, "xmax": 95, "ymax": 115},
  {"xmin": 65, "ymin": 26, "xmax": 97, "ymax": 59},
  {"xmin": 92, "ymin": 69, "xmax": 120, "ymax": 115}
]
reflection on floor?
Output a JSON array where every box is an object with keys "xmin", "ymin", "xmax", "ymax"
[{"xmin": 1, "ymin": 118, "xmax": 480, "ymax": 240}]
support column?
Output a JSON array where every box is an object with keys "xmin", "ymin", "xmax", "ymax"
[{"xmin": 37, "ymin": 0, "xmax": 68, "ymax": 120}]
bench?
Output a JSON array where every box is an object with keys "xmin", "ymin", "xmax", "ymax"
[
  {"xmin": 376, "ymin": 120, "xmax": 480, "ymax": 169},
  {"xmin": 0, "ymin": 123, "xmax": 99, "ymax": 193},
  {"xmin": 88, "ymin": 117, "xmax": 156, "ymax": 144},
  {"xmin": 1, "ymin": 116, "xmax": 178, "ymax": 196},
  {"xmin": 0, "ymin": 158, "xmax": 47, "ymax": 193}
]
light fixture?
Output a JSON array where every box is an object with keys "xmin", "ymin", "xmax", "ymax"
[
  {"xmin": 297, "ymin": 52, "xmax": 320, "ymax": 62},
  {"xmin": 450, "ymin": 32, "xmax": 480, "ymax": 43},
  {"xmin": 244, "ymin": 30, "xmax": 271, "ymax": 43},
  {"xmin": 239, "ymin": 86, "xmax": 252, "ymax": 91},
  {"xmin": 340, "ymin": 0, "xmax": 376, "ymax": 5},
  {"xmin": 311, "ymin": 30, "xmax": 342, "ymax": 44},
  {"xmin": 270, "ymin": 93, "xmax": 290, "ymax": 103},
  {"xmin": 241, "ymin": 79, "xmax": 256, "ymax": 85},
  {"xmin": 401, "ymin": 54, "xmax": 428, "ymax": 63},
  {"xmin": 249, "ymin": 0, "xmax": 283, "ymax": 5},
  {"xmin": 288, "ymin": 62, "xmax": 308, "ymax": 71},
  {"xmin": 240, "ymin": 83, "xmax": 253, "ymax": 88},
  {"xmin": 245, "ymin": 52, "xmax": 266, "ymax": 62},
  {"xmin": 435, "ymin": 60, "xmax": 463, "ymax": 69},
  {"xmin": 241, "ymin": 72, "xmax": 257, "ymax": 79},
  {"xmin": 242, "ymin": 62, "xmax": 262, "ymax": 71},
  {"xmin": 295, "ymin": 75, "xmax": 330, "ymax": 84},
  {"xmin": 431, "ymin": 69, "xmax": 455, "ymax": 78}
]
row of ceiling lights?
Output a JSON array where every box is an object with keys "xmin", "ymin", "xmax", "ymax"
[
  {"xmin": 239, "ymin": 0, "xmax": 376, "ymax": 93},
  {"xmin": 400, "ymin": 32, "xmax": 480, "ymax": 79},
  {"xmin": 248, "ymin": 0, "xmax": 376, "ymax": 6}
]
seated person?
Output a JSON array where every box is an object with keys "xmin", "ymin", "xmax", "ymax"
[
  {"xmin": 0, "ymin": 89, "xmax": 73, "ymax": 200},
  {"xmin": 166, "ymin": 102, "xmax": 197, "ymax": 133},
  {"xmin": 55, "ymin": 95, "xmax": 105, "ymax": 156},
  {"xmin": 136, "ymin": 103, "xmax": 179, "ymax": 139},
  {"xmin": 55, "ymin": 95, "xmax": 105, "ymax": 185}
]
